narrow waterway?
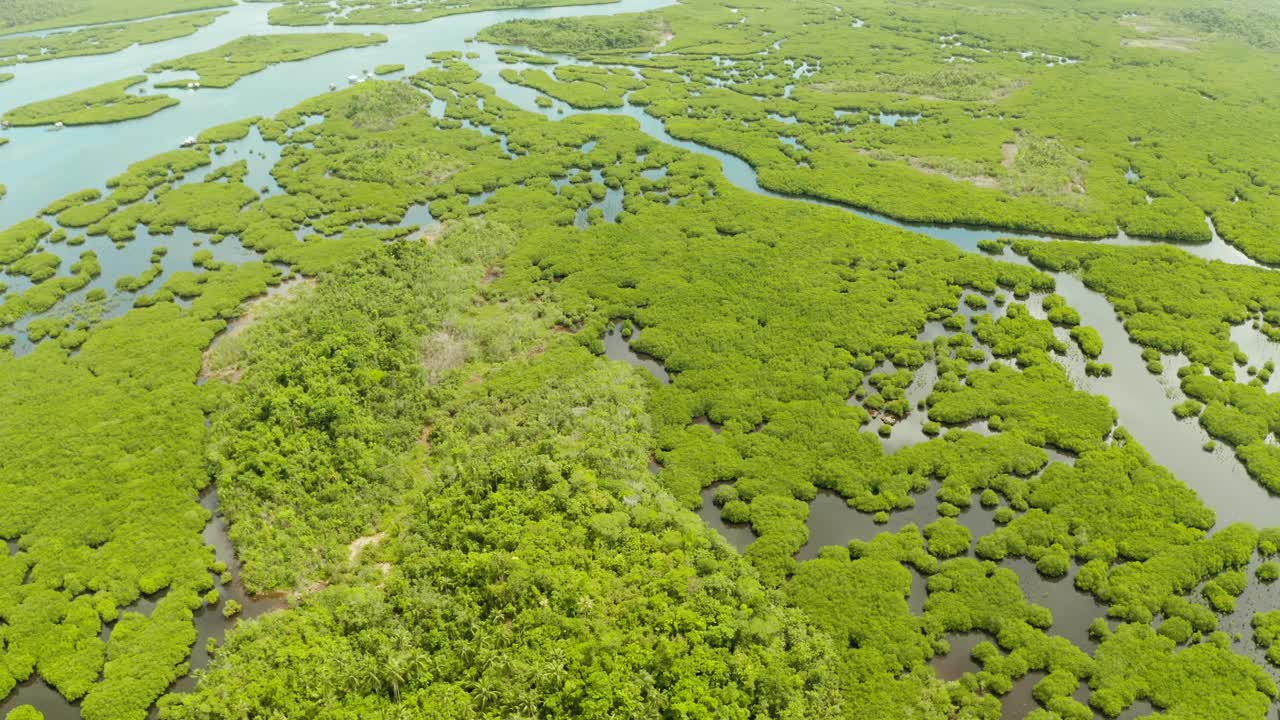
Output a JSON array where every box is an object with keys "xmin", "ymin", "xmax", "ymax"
[
  {"xmin": 0, "ymin": 0, "xmax": 678, "ymax": 231},
  {"xmin": 554, "ymin": 87, "xmax": 1277, "ymax": 528},
  {"xmin": 0, "ymin": 485, "xmax": 281, "ymax": 720},
  {"xmin": 5, "ymin": 2, "xmax": 1280, "ymax": 716}
]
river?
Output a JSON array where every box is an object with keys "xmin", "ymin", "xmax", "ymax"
[{"xmin": 3, "ymin": 0, "xmax": 1280, "ymax": 716}]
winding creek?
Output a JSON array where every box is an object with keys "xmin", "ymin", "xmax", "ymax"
[{"xmin": 4, "ymin": 0, "xmax": 1280, "ymax": 716}]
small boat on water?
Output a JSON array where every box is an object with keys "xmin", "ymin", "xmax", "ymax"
[
  {"xmin": 186, "ymin": 82, "xmax": 201, "ymax": 90},
  {"xmin": 330, "ymin": 82, "xmax": 337, "ymax": 91},
  {"xmin": 348, "ymin": 75, "xmax": 360, "ymax": 84},
  {"xmin": 180, "ymin": 136, "xmax": 198, "ymax": 148},
  {"xmin": 52, "ymin": 121, "xmax": 64, "ymax": 131}
]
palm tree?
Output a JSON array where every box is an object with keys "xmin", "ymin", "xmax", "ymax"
[{"xmin": 383, "ymin": 648, "xmax": 431, "ymax": 702}]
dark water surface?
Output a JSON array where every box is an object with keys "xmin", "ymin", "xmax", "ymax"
[{"xmin": 7, "ymin": 0, "xmax": 1280, "ymax": 715}]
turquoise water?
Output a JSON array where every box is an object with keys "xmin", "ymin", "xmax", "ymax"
[
  {"xmin": 4, "ymin": 1, "xmax": 1280, "ymax": 714},
  {"xmin": 5, "ymin": 0, "xmax": 1262, "ymax": 529},
  {"xmin": 2, "ymin": 0, "xmax": 1275, "ymax": 568}
]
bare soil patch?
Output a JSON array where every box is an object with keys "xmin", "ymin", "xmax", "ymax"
[
  {"xmin": 348, "ymin": 532, "xmax": 386, "ymax": 562},
  {"xmin": 1001, "ymin": 142, "xmax": 1018, "ymax": 169},
  {"xmin": 1122, "ymin": 37, "xmax": 1197, "ymax": 52}
]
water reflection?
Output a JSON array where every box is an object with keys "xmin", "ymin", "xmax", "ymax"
[
  {"xmin": 932, "ymin": 632, "xmax": 986, "ymax": 681},
  {"xmin": 697, "ymin": 482, "xmax": 756, "ymax": 552},
  {"xmin": 1210, "ymin": 555, "xmax": 1280, "ymax": 686},
  {"xmin": 0, "ymin": 0, "xmax": 678, "ymax": 232},
  {"xmin": 1003, "ymin": 558, "xmax": 1104, "ymax": 651},
  {"xmin": 798, "ymin": 489, "xmax": 935, "ymax": 560},
  {"xmin": 7, "ymin": 2, "xmax": 1280, "ymax": 716},
  {"xmin": 876, "ymin": 112, "xmax": 921, "ymax": 126},
  {"xmin": 1230, "ymin": 323, "xmax": 1280, "ymax": 393},
  {"xmin": 0, "ymin": 678, "xmax": 80, "ymax": 720},
  {"xmin": 1043, "ymin": 272, "xmax": 1276, "ymax": 528},
  {"xmin": 603, "ymin": 320, "xmax": 670, "ymax": 383},
  {"xmin": 167, "ymin": 487, "xmax": 284, "ymax": 695}
]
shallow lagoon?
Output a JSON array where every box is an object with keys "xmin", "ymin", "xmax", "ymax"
[{"xmin": 5, "ymin": 1, "xmax": 1280, "ymax": 715}]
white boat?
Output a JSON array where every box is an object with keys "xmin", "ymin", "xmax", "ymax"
[
  {"xmin": 180, "ymin": 136, "xmax": 198, "ymax": 147},
  {"xmin": 52, "ymin": 121, "xmax": 64, "ymax": 131},
  {"xmin": 329, "ymin": 82, "xmax": 337, "ymax": 91},
  {"xmin": 347, "ymin": 74, "xmax": 359, "ymax": 84}
]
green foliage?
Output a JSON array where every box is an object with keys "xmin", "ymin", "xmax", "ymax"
[
  {"xmin": 1069, "ymin": 325, "xmax": 1103, "ymax": 358},
  {"xmin": 1018, "ymin": 240, "xmax": 1280, "ymax": 491},
  {"xmin": 924, "ymin": 517, "xmax": 971, "ymax": 558},
  {"xmin": 221, "ymin": 599, "xmax": 241, "ymax": 618},
  {"xmin": 4, "ymin": 20, "xmax": 1280, "ymax": 717},
  {"xmin": 266, "ymin": 0, "xmax": 618, "ymax": 26},
  {"xmin": 1172, "ymin": 399, "xmax": 1203, "ymax": 419},
  {"xmin": 1084, "ymin": 360, "xmax": 1112, "ymax": 377},
  {"xmin": 478, "ymin": 0, "xmax": 1280, "ymax": 259},
  {"xmin": 197, "ymin": 117, "xmax": 260, "ymax": 144},
  {"xmin": 2, "ymin": 76, "xmax": 177, "ymax": 127},
  {"xmin": 1092, "ymin": 623, "xmax": 1275, "ymax": 716},
  {"xmin": 1158, "ymin": 616, "xmax": 1194, "ymax": 644},
  {"xmin": 1173, "ymin": 5, "xmax": 1280, "ymax": 50},
  {"xmin": 210, "ymin": 223, "xmax": 514, "ymax": 591},
  {"xmin": 480, "ymin": 16, "xmax": 662, "ymax": 53},
  {"xmin": 0, "ymin": 0, "xmax": 231, "ymax": 34},
  {"xmin": 500, "ymin": 65, "xmax": 643, "ymax": 109},
  {"xmin": 0, "ymin": 12, "xmax": 224, "ymax": 66},
  {"xmin": 340, "ymin": 81, "xmax": 431, "ymax": 132},
  {"xmin": 928, "ymin": 364, "xmax": 1114, "ymax": 454},
  {"xmin": 0, "ymin": 297, "xmax": 268, "ymax": 714},
  {"xmin": 166, "ymin": 334, "xmax": 846, "ymax": 719},
  {"xmin": 976, "ymin": 239, "xmax": 1004, "ymax": 255},
  {"xmin": 788, "ymin": 530, "xmax": 946, "ymax": 716},
  {"xmin": 1253, "ymin": 610, "xmax": 1280, "ymax": 665},
  {"xmin": 0, "ymin": 219, "xmax": 51, "ymax": 265},
  {"xmin": 148, "ymin": 34, "xmax": 388, "ymax": 89}
]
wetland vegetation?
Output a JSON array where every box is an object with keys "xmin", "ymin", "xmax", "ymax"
[
  {"xmin": 479, "ymin": 0, "xmax": 1280, "ymax": 264},
  {"xmin": 0, "ymin": 12, "xmax": 226, "ymax": 67},
  {"xmin": 0, "ymin": 0, "xmax": 233, "ymax": 35},
  {"xmin": 264, "ymin": 0, "xmax": 628, "ymax": 27},
  {"xmin": 3, "ymin": 0, "xmax": 1280, "ymax": 718},
  {"xmin": 146, "ymin": 33, "xmax": 388, "ymax": 89},
  {"xmin": 2, "ymin": 77, "xmax": 178, "ymax": 127}
]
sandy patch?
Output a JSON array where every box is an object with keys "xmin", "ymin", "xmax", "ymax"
[
  {"xmin": 1121, "ymin": 37, "xmax": 1197, "ymax": 52},
  {"xmin": 1001, "ymin": 142, "xmax": 1018, "ymax": 169},
  {"xmin": 409, "ymin": 221, "xmax": 447, "ymax": 244},
  {"xmin": 656, "ymin": 20, "xmax": 674, "ymax": 49},
  {"xmin": 348, "ymin": 532, "xmax": 386, "ymax": 562},
  {"xmin": 857, "ymin": 148, "xmax": 1000, "ymax": 189}
]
